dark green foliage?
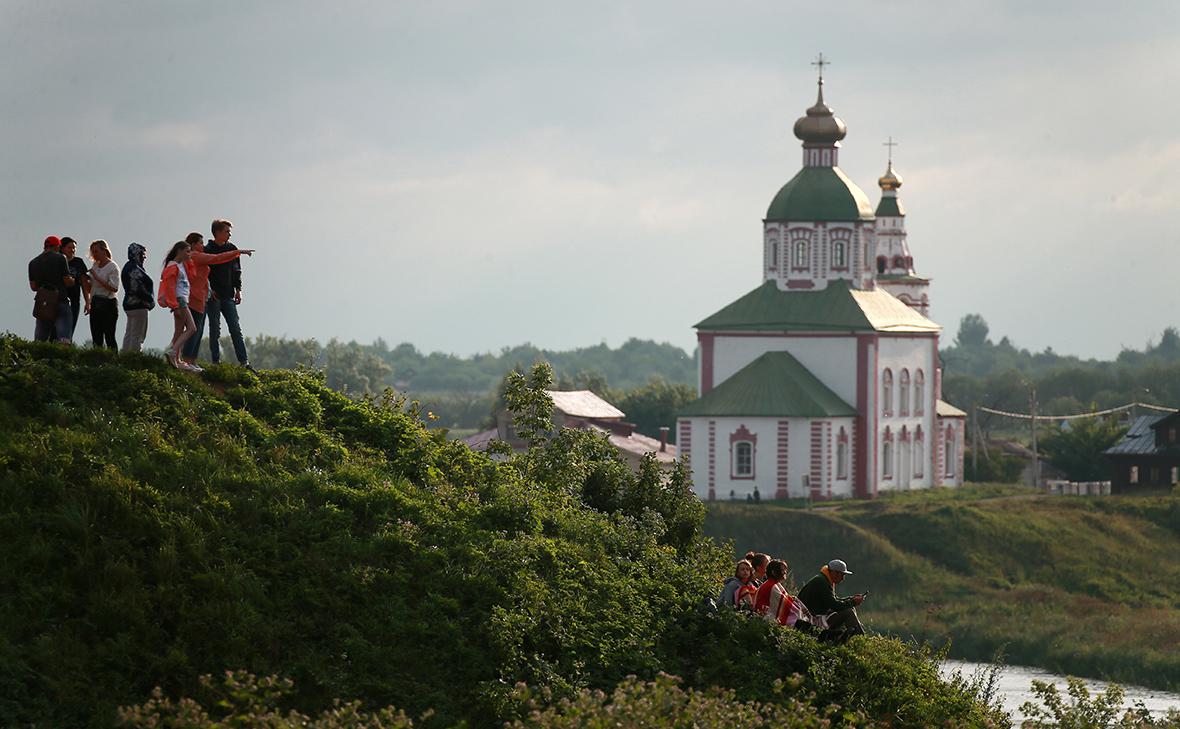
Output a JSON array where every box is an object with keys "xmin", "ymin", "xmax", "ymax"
[
  {"xmin": 1040, "ymin": 416, "xmax": 1128, "ymax": 481},
  {"xmin": 615, "ymin": 378, "xmax": 697, "ymax": 444},
  {"xmin": 0, "ymin": 337, "xmax": 993, "ymax": 728},
  {"xmin": 965, "ymin": 447, "xmax": 1026, "ymax": 483}
]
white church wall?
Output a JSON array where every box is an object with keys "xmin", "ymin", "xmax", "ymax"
[
  {"xmin": 713, "ymin": 336, "xmax": 858, "ymax": 405},
  {"xmin": 876, "ymin": 335, "xmax": 939, "ymax": 491}
]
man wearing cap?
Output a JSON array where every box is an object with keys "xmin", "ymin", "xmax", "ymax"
[
  {"xmin": 28, "ymin": 236, "xmax": 75, "ymax": 342},
  {"xmin": 797, "ymin": 558, "xmax": 866, "ymax": 642}
]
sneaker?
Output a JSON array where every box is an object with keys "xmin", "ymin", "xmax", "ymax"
[
  {"xmin": 188, "ymin": 362, "xmax": 205, "ymax": 373},
  {"xmin": 164, "ymin": 350, "xmax": 175, "ymax": 367},
  {"xmin": 244, "ymin": 363, "xmax": 259, "ymax": 375},
  {"xmin": 177, "ymin": 361, "xmax": 201, "ymax": 373}
]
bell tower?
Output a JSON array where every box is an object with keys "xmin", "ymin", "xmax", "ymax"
[{"xmin": 872, "ymin": 141, "xmax": 931, "ymax": 316}]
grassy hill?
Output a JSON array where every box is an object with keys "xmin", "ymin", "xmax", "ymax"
[
  {"xmin": 705, "ymin": 487, "xmax": 1180, "ymax": 691},
  {"xmin": 0, "ymin": 337, "xmax": 999, "ymax": 727}
]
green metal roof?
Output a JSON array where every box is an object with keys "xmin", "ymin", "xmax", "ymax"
[
  {"xmin": 875, "ymin": 196, "xmax": 905, "ymax": 217},
  {"xmin": 766, "ymin": 166, "xmax": 875, "ymax": 222},
  {"xmin": 876, "ymin": 273, "xmax": 929, "ymax": 283},
  {"xmin": 679, "ymin": 351, "xmax": 856, "ymax": 418},
  {"xmin": 695, "ymin": 279, "xmax": 940, "ymax": 333}
]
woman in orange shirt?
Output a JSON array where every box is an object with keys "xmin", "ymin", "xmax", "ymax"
[{"xmin": 179, "ymin": 231, "xmax": 254, "ymax": 367}]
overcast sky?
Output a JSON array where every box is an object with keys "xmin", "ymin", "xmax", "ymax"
[{"xmin": 3, "ymin": 1, "xmax": 1178, "ymax": 360}]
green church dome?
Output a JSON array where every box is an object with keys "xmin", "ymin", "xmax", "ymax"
[{"xmin": 765, "ymin": 166, "xmax": 875, "ymax": 222}]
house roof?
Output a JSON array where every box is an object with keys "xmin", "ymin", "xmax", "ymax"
[
  {"xmin": 678, "ymin": 350, "xmax": 856, "ymax": 418},
  {"xmin": 765, "ymin": 166, "xmax": 875, "ymax": 222},
  {"xmin": 546, "ymin": 390, "xmax": 625, "ymax": 419},
  {"xmin": 936, "ymin": 400, "xmax": 967, "ymax": 418},
  {"xmin": 1104, "ymin": 415, "xmax": 1167, "ymax": 456},
  {"xmin": 585, "ymin": 424, "xmax": 678, "ymax": 464},
  {"xmin": 695, "ymin": 279, "xmax": 940, "ymax": 333}
]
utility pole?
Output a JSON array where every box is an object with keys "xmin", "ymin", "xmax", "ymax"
[{"xmin": 1030, "ymin": 386, "xmax": 1039, "ymax": 490}]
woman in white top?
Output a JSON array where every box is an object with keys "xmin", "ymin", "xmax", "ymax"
[
  {"xmin": 87, "ymin": 240, "xmax": 120, "ymax": 350},
  {"xmin": 158, "ymin": 241, "xmax": 200, "ymax": 372}
]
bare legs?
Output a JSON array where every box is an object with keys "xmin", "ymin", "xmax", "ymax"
[{"xmin": 168, "ymin": 307, "xmax": 198, "ymax": 370}]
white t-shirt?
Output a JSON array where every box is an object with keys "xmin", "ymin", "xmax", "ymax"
[
  {"xmin": 90, "ymin": 260, "xmax": 120, "ymax": 299},
  {"xmin": 171, "ymin": 262, "xmax": 190, "ymax": 301}
]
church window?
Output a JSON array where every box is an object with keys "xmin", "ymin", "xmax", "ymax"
[
  {"xmin": 882, "ymin": 441, "xmax": 893, "ymax": 479},
  {"xmin": 945, "ymin": 426, "xmax": 956, "ymax": 477},
  {"xmin": 793, "ymin": 240, "xmax": 809, "ymax": 269},
  {"xmin": 730, "ymin": 425, "xmax": 757, "ymax": 479},
  {"xmin": 914, "ymin": 370, "xmax": 925, "ymax": 415},
  {"xmin": 893, "ymin": 255, "xmax": 906, "ymax": 269},
  {"xmin": 837, "ymin": 427, "xmax": 849, "ymax": 480},
  {"xmin": 833, "ymin": 241, "xmax": 847, "ymax": 269},
  {"xmin": 877, "ymin": 256, "xmax": 887, "ymax": 274},
  {"xmin": 767, "ymin": 231, "xmax": 779, "ymax": 270},
  {"xmin": 899, "ymin": 369, "xmax": 910, "ymax": 416},
  {"xmin": 882, "ymin": 369, "xmax": 893, "ymax": 416},
  {"xmin": 914, "ymin": 428, "xmax": 925, "ymax": 478},
  {"xmin": 864, "ymin": 242, "xmax": 870, "ymax": 270}
]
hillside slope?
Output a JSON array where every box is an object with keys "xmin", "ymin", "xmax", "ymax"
[
  {"xmin": 705, "ymin": 492, "xmax": 1180, "ymax": 691},
  {"xmin": 0, "ymin": 338, "xmax": 998, "ymax": 728}
]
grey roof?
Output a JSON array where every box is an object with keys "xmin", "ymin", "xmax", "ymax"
[
  {"xmin": 1104, "ymin": 415, "xmax": 1166, "ymax": 456},
  {"xmin": 546, "ymin": 390, "xmax": 625, "ymax": 419}
]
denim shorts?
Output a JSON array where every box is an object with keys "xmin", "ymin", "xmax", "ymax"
[{"xmin": 173, "ymin": 296, "xmax": 189, "ymax": 311}]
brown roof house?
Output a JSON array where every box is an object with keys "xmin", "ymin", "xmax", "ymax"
[{"xmin": 462, "ymin": 389, "xmax": 677, "ymax": 471}]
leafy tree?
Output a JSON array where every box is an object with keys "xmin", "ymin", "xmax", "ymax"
[
  {"xmin": 954, "ymin": 314, "xmax": 991, "ymax": 348},
  {"xmin": 1040, "ymin": 416, "xmax": 1128, "ymax": 481},
  {"xmin": 616, "ymin": 377, "xmax": 697, "ymax": 443}
]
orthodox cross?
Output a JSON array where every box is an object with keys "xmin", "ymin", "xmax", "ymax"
[
  {"xmin": 883, "ymin": 136, "xmax": 899, "ymax": 164},
  {"xmin": 811, "ymin": 53, "xmax": 829, "ymax": 82}
]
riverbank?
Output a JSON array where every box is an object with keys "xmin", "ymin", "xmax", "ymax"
[
  {"xmin": 940, "ymin": 660, "xmax": 1180, "ymax": 724},
  {"xmin": 704, "ymin": 489, "xmax": 1180, "ymax": 692}
]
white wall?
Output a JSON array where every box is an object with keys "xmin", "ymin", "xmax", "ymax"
[
  {"xmin": 713, "ymin": 335, "xmax": 858, "ymax": 406},
  {"xmin": 876, "ymin": 335, "xmax": 938, "ymax": 491}
]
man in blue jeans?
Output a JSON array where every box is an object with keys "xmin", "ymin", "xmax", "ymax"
[
  {"xmin": 204, "ymin": 219, "xmax": 257, "ymax": 373},
  {"xmin": 28, "ymin": 236, "xmax": 76, "ymax": 342}
]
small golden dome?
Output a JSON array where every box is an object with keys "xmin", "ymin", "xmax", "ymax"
[
  {"xmin": 793, "ymin": 80, "xmax": 847, "ymax": 147},
  {"xmin": 878, "ymin": 160, "xmax": 903, "ymax": 191}
]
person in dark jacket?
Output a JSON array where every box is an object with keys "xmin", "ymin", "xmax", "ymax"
[
  {"xmin": 60, "ymin": 237, "xmax": 91, "ymax": 341},
  {"xmin": 203, "ymin": 218, "xmax": 255, "ymax": 372},
  {"xmin": 120, "ymin": 243, "xmax": 154, "ymax": 353},
  {"xmin": 28, "ymin": 236, "xmax": 75, "ymax": 342},
  {"xmin": 797, "ymin": 559, "xmax": 865, "ymax": 642}
]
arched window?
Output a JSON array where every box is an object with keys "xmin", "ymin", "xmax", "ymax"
[
  {"xmin": 833, "ymin": 241, "xmax": 847, "ymax": 270},
  {"xmin": 767, "ymin": 232, "xmax": 778, "ymax": 270},
  {"xmin": 837, "ymin": 427, "xmax": 849, "ymax": 480},
  {"xmin": 899, "ymin": 369, "xmax": 910, "ymax": 416},
  {"xmin": 730, "ymin": 425, "xmax": 757, "ymax": 479},
  {"xmin": 914, "ymin": 370, "xmax": 925, "ymax": 415},
  {"xmin": 882, "ymin": 429, "xmax": 893, "ymax": 479},
  {"xmin": 793, "ymin": 240, "xmax": 809, "ymax": 269},
  {"xmin": 882, "ymin": 369, "xmax": 893, "ymax": 416},
  {"xmin": 914, "ymin": 427, "xmax": 925, "ymax": 478},
  {"xmin": 864, "ymin": 241, "xmax": 871, "ymax": 270},
  {"xmin": 944, "ymin": 425, "xmax": 956, "ymax": 477}
]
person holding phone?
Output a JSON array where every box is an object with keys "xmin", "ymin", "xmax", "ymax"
[{"xmin": 797, "ymin": 559, "xmax": 866, "ymax": 643}]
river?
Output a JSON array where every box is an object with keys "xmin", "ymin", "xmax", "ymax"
[{"xmin": 940, "ymin": 660, "xmax": 1180, "ymax": 724}]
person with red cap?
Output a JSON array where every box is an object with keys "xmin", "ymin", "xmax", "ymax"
[{"xmin": 28, "ymin": 236, "xmax": 75, "ymax": 342}]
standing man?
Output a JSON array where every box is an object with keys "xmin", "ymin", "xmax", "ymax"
[
  {"xmin": 121, "ymin": 243, "xmax": 154, "ymax": 352},
  {"xmin": 60, "ymin": 237, "xmax": 91, "ymax": 341},
  {"xmin": 28, "ymin": 236, "xmax": 75, "ymax": 342},
  {"xmin": 204, "ymin": 219, "xmax": 256, "ymax": 373},
  {"xmin": 797, "ymin": 559, "xmax": 866, "ymax": 643}
]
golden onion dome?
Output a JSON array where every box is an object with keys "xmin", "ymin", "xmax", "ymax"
[
  {"xmin": 878, "ymin": 160, "xmax": 903, "ymax": 191},
  {"xmin": 792, "ymin": 79, "xmax": 847, "ymax": 147}
]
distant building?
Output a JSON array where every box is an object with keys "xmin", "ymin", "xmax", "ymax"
[
  {"xmin": 676, "ymin": 68, "xmax": 965, "ymax": 501},
  {"xmin": 462, "ymin": 389, "xmax": 677, "ymax": 471},
  {"xmin": 1103, "ymin": 412, "xmax": 1180, "ymax": 492}
]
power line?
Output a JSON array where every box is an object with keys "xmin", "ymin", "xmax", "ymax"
[{"xmin": 977, "ymin": 401, "xmax": 1177, "ymax": 421}]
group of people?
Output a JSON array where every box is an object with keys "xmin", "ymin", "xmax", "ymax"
[
  {"xmin": 27, "ymin": 219, "xmax": 258, "ymax": 373},
  {"xmin": 719, "ymin": 552, "xmax": 867, "ymax": 643}
]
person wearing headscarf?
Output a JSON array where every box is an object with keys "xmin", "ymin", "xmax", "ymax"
[{"xmin": 120, "ymin": 243, "xmax": 154, "ymax": 353}]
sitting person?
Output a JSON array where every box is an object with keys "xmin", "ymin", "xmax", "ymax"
[
  {"xmin": 753, "ymin": 559, "xmax": 808, "ymax": 628},
  {"xmin": 744, "ymin": 551, "xmax": 771, "ymax": 586},
  {"xmin": 797, "ymin": 559, "xmax": 866, "ymax": 643},
  {"xmin": 719, "ymin": 559, "xmax": 758, "ymax": 609}
]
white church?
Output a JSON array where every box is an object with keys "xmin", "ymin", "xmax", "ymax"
[{"xmin": 677, "ymin": 70, "xmax": 965, "ymax": 501}]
